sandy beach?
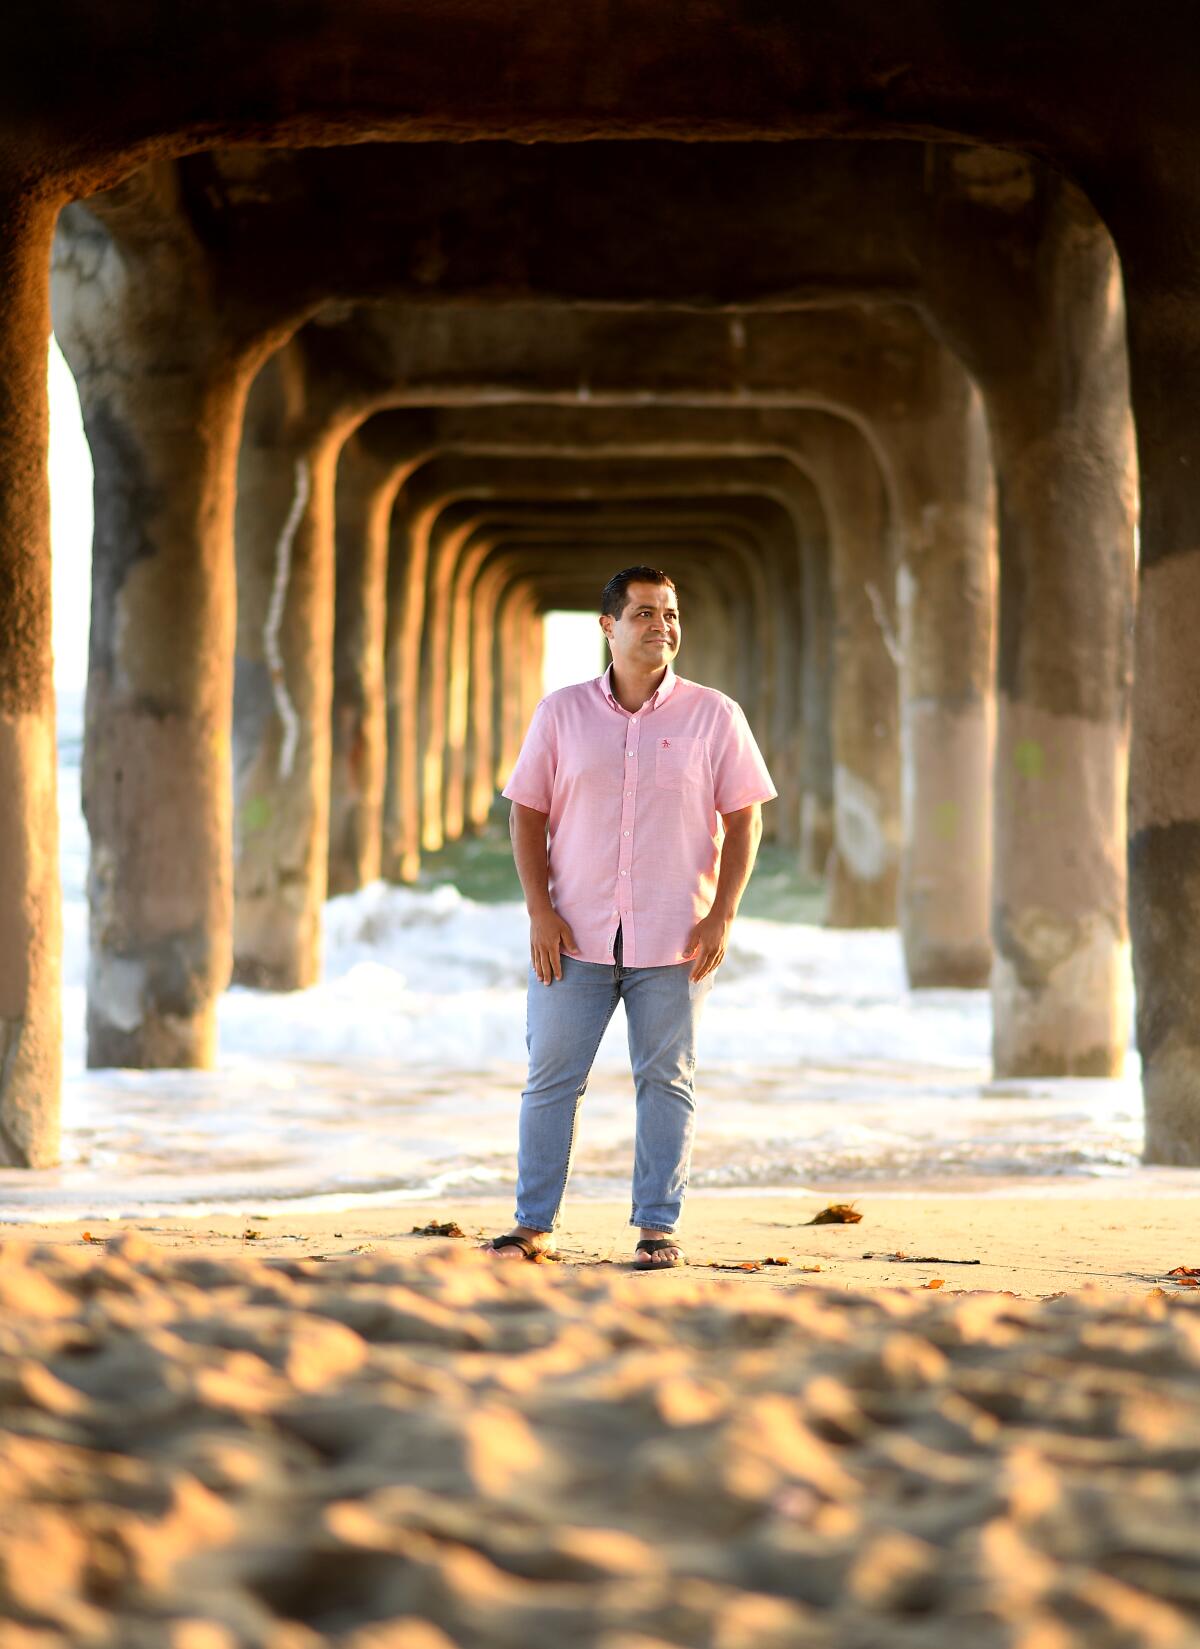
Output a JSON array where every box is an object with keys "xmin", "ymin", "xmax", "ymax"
[
  {"xmin": 13, "ymin": 1190, "xmax": 1200, "ymax": 1297},
  {"xmin": 9, "ymin": 723, "xmax": 1197, "ymax": 1643},
  {"xmin": 2, "ymin": 1193, "xmax": 1199, "ymax": 1647}
]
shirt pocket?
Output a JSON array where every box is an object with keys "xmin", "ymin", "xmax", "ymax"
[{"xmin": 655, "ymin": 735, "xmax": 706, "ymax": 791}]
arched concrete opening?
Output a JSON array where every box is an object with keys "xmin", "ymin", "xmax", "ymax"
[
  {"xmin": 290, "ymin": 304, "xmax": 992, "ymax": 992},
  {"xmin": 424, "ymin": 515, "xmax": 772, "ymax": 840},
  {"xmin": 414, "ymin": 512, "xmax": 765, "ymax": 828},
  {"xmin": 45, "ymin": 141, "xmax": 1129, "ymax": 1093},
  {"xmin": 2, "ymin": 40, "xmax": 1182, "ymax": 1161}
]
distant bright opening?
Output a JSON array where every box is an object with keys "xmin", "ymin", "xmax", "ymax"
[
  {"xmin": 542, "ymin": 609, "xmax": 606, "ymax": 695},
  {"xmin": 48, "ymin": 336, "xmax": 94, "ymax": 699}
]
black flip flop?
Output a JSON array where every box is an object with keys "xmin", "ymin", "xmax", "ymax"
[
  {"xmin": 634, "ymin": 1237, "xmax": 685, "ymax": 1269},
  {"xmin": 484, "ymin": 1232, "xmax": 550, "ymax": 1261}
]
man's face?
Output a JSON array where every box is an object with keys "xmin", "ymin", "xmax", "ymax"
[{"xmin": 601, "ymin": 580, "xmax": 681, "ymax": 671}]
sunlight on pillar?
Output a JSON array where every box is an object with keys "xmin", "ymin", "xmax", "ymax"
[
  {"xmin": 48, "ymin": 336, "xmax": 93, "ymax": 699},
  {"xmin": 542, "ymin": 609, "xmax": 606, "ymax": 694}
]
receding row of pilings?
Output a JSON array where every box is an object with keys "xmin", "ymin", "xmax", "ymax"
[{"xmin": 6, "ymin": 129, "xmax": 1168, "ymax": 1172}]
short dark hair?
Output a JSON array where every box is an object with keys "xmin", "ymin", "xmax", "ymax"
[{"xmin": 600, "ymin": 566, "xmax": 676, "ymax": 621}]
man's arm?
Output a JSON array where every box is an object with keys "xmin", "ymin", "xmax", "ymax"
[
  {"xmin": 509, "ymin": 801, "xmax": 579, "ymax": 984},
  {"xmin": 683, "ymin": 803, "xmax": 764, "ymax": 982}
]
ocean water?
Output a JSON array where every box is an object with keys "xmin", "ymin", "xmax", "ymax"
[{"xmin": 0, "ymin": 696, "xmax": 1178, "ymax": 1224}]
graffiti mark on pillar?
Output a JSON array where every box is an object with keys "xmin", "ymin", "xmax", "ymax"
[
  {"xmin": 0, "ymin": 1020, "xmax": 18, "ymax": 1107},
  {"xmin": 265, "ymin": 458, "xmax": 309, "ymax": 780},
  {"xmin": 933, "ymin": 800, "xmax": 960, "ymax": 840},
  {"xmin": 242, "ymin": 795, "xmax": 273, "ymax": 833},
  {"xmin": 0, "ymin": 1020, "xmax": 30, "ymax": 1162},
  {"xmin": 834, "ymin": 765, "xmax": 886, "ymax": 881},
  {"xmin": 87, "ymin": 951, "xmax": 146, "ymax": 1035},
  {"xmin": 864, "ymin": 581, "xmax": 901, "ymax": 668}
]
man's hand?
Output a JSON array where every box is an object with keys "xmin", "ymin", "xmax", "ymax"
[
  {"xmin": 684, "ymin": 909, "xmax": 732, "ymax": 982},
  {"xmin": 529, "ymin": 907, "xmax": 579, "ymax": 984},
  {"xmin": 509, "ymin": 803, "xmax": 575, "ymax": 982},
  {"xmin": 684, "ymin": 805, "xmax": 762, "ymax": 983}
]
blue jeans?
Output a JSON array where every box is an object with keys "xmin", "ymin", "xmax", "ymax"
[{"xmin": 515, "ymin": 935, "xmax": 715, "ymax": 1235}]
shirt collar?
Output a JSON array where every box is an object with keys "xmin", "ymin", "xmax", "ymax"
[{"xmin": 599, "ymin": 663, "xmax": 678, "ymax": 713}]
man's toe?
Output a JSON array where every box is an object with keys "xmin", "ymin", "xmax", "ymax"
[{"xmin": 636, "ymin": 1241, "xmax": 683, "ymax": 1267}]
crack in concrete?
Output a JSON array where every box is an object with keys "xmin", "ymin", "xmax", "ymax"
[{"xmin": 265, "ymin": 456, "xmax": 309, "ymax": 780}]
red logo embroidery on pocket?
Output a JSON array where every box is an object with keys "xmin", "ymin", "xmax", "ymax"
[{"xmin": 661, "ymin": 739, "xmax": 670, "ymax": 748}]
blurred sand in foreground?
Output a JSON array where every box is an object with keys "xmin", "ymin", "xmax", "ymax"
[{"xmin": 2, "ymin": 1195, "xmax": 1200, "ymax": 1646}]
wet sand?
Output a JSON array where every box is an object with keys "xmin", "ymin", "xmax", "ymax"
[{"xmin": 2, "ymin": 1194, "xmax": 1200, "ymax": 1645}]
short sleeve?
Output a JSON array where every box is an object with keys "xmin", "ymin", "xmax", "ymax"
[
  {"xmin": 502, "ymin": 699, "xmax": 557, "ymax": 812},
  {"xmin": 711, "ymin": 701, "xmax": 777, "ymax": 814}
]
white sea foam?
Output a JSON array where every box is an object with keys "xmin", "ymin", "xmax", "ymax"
[{"xmin": 0, "ymin": 706, "xmax": 1171, "ymax": 1226}]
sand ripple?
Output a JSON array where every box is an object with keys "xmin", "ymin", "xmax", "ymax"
[{"xmin": 0, "ymin": 1234, "xmax": 1199, "ymax": 1646}]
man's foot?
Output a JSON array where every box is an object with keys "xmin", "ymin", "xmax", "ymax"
[
  {"xmin": 634, "ymin": 1235, "xmax": 685, "ymax": 1269},
  {"xmin": 483, "ymin": 1226, "xmax": 555, "ymax": 1261}
]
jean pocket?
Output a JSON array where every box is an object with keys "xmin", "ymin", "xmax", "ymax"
[{"xmin": 655, "ymin": 736, "xmax": 705, "ymax": 791}]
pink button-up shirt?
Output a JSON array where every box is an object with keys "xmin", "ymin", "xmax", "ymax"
[{"xmin": 503, "ymin": 665, "xmax": 776, "ymax": 966}]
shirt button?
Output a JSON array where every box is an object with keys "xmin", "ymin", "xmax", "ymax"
[
  {"xmin": 626, "ymin": 791, "xmax": 633, "ymax": 797},
  {"xmin": 623, "ymin": 830, "xmax": 630, "ymax": 837},
  {"xmin": 620, "ymin": 869, "xmax": 628, "ymax": 876}
]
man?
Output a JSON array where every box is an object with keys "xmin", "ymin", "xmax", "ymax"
[{"xmin": 487, "ymin": 566, "xmax": 776, "ymax": 1268}]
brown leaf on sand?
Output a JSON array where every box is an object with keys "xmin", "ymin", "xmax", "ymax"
[
  {"xmin": 707, "ymin": 1261, "xmax": 762, "ymax": 1272},
  {"xmin": 242, "ymin": 1229, "xmax": 262, "ymax": 1241},
  {"xmin": 1166, "ymin": 1266, "xmax": 1200, "ymax": 1279},
  {"xmin": 763, "ymin": 1256, "xmax": 790, "ymax": 1266},
  {"xmin": 80, "ymin": 1232, "xmax": 97, "ymax": 1244},
  {"xmin": 411, "ymin": 1221, "xmax": 467, "ymax": 1239},
  {"xmin": 808, "ymin": 1204, "xmax": 862, "ymax": 1225},
  {"xmin": 924, "ymin": 1279, "xmax": 946, "ymax": 1290}
]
